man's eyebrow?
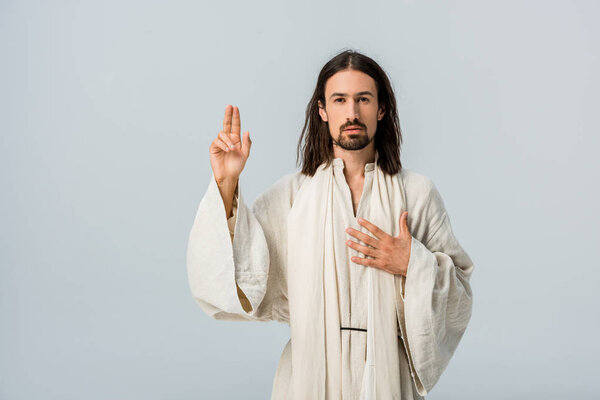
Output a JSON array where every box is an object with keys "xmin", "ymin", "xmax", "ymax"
[{"xmin": 329, "ymin": 91, "xmax": 375, "ymax": 99}]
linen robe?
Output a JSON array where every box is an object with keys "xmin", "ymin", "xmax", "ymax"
[{"xmin": 186, "ymin": 160, "xmax": 474, "ymax": 399}]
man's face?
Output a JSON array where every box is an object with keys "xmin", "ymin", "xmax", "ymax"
[{"xmin": 318, "ymin": 69, "xmax": 385, "ymax": 151}]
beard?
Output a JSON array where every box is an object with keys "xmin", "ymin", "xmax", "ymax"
[{"xmin": 334, "ymin": 129, "xmax": 374, "ymax": 151}]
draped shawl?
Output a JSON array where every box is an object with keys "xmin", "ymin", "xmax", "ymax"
[{"xmin": 287, "ymin": 152, "xmax": 407, "ymax": 399}]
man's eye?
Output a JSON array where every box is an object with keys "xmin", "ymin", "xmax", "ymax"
[
  {"xmin": 334, "ymin": 98, "xmax": 344, "ymax": 103},
  {"xmin": 359, "ymin": 97, "xmax": 369, "ymax": 102}
]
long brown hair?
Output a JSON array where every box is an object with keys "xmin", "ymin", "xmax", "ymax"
[{"xmin": 296, "ymin": 49, "xmax": 403, "ymax": 177}]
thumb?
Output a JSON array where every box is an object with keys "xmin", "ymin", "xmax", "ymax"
[
  {"xmin": 241, "ymin": 131, "xmax": 252, "ymax": 157},
  {"xmin": 399, "ymin": 211, "xmax": 409, "ymax": 236}
]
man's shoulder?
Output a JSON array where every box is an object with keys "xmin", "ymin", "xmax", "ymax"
[
  {"xmin": 265, "ymin": 170, "xmax": 307, "ymax": 198},
  {"xmin": 398, "ymin": 167, "xmax": 449, "ymax": 226},
  {"xmin": 254, "ymin": 170, "xmax": 307, "ymax": 209},
  {"xmin": 398, "ymin": 167, "xmax": 436, "ymax": 196},
  {"xmin": 273, "ymin": 170, "xmax": 307, "ymax": 192},
  {"xmin": 397, "ymin": 167, "xmax": 447, "ymax": 217}
]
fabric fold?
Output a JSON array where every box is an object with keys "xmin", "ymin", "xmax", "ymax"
[
  {"xmin": 360, "ymin": 156, "xmax": 407, "ymax": 400},
  {"xmin": 287, "ymin": 160, "xmax": 334, "ymax": 400}
]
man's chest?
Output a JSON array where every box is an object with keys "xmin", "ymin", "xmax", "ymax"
[{"xmin": 347, "ymin": 180, "xmax": 365, "ymax": 216}]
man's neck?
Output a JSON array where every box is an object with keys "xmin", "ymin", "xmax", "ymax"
[{"xmin": 332, "ymin": 143, "xmax": 376, "ymax": 180}]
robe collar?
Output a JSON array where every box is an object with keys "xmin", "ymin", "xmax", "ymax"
[{"xmin": 332, "ymin": 150, "xmax": 379, "ymax": 172}]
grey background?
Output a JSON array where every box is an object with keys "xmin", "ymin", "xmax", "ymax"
[{"xmin": 1, "ymin": 0, "xmax": 599, "ymax": 399}]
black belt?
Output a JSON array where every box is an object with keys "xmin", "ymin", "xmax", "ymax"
[
  {"xmin": 340, "ymin": 326, "xmax": 367, "ymax": 333},
  {"xmin": 341, "ymin": 326, "xmax": 402, "ymax": 338}
]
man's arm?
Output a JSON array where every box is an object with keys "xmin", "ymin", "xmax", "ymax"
[
  {"xmin": 216, "ymin": 177, "xmax": 238, "ymax": 219},
  {"xmin": 397, "ymin": 173, "xmax": 475, "ymax": 396},
  {"xmin": 187, "ymin": 170, "xmax": 305, "ymax": 324},
  {"xmin": 186, "ymin": 172, "xmax": 271, "ymax": 321}
]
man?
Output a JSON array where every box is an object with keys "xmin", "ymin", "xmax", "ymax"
[{"xmin": 187, "ymin": 49, "xmax": 474, "ymax": 399}]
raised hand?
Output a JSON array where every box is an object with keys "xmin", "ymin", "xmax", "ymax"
[{"xmin": 209, "ymin": 105, "xmax": 252, "ymax": 184}]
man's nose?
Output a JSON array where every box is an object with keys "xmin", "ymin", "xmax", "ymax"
[{"xmin": 346, "ymin": 100, "xmax": 360, "ymax": 120}]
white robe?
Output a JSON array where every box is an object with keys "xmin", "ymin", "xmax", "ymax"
[{"xmin": 186, "ymin": 159, "xmax": 475, "ymax": 399}]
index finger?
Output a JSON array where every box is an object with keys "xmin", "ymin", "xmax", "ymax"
[
  {"xmin": 357, "ymin": 218, "xmax": 388, "ymax": 240},
  {"xmin": 222, "ymin": 104, "xmax": 233, "ymax": 134}
]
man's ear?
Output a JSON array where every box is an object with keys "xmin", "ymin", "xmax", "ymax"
[
  {"xmin": 377, "ymin": 105, "xmax": 386, "ymax": 121},
  {"xmin": 318, "ymin": 100, "xmax": 328, "ymax": 122}
]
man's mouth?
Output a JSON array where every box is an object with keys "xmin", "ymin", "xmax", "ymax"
[{"xmin": 344, "ymin": 126, "xmax": 363, "ymax": 133}]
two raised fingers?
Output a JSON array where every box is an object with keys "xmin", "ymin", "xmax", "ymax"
[
  {"xmin": 216, "ymin": 105, "xmax": 251, "ymax": 156},
  {"xmin": 217, "ymin": 105, "xmax": 238, "ymax": 152},
  {"xmin": 222, "ymin": 105, "xmax": 241, "ymax": 138}
]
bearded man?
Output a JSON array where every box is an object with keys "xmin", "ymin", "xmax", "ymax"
[{"xmin": 187, "ymin": 49, "xmax": 475, "ymax": 400}]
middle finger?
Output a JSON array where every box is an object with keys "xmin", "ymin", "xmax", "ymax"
[
  {"xmin": 346, "ymin": 227, "xmax": 379, "ymax": 249},
  {"xmin": 231, "ymin": 106, "xmax": 241, "ymax": 136},
  {"xmin": 346, "ymin": 239, "xmax": 378, "ymax": 257}
]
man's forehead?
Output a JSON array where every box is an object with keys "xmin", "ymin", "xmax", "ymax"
[{"xmin": 324, "ymin": 70, "xmax": 377, "ymax": 97}]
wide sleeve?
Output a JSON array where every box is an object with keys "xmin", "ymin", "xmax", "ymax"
[
  {"xmin": 186, "ymin": 173, "xmax": 274, "ymax": 322},
  {"xmin": 397, "ymin": 178, "xmax": 475, "ymax": 396},
  {"xmin": 186, "ymin": 172, "xmax": 298, "ymax": 324}
]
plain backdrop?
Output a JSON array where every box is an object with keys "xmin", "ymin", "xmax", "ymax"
[{"xmin": 1, "ymin": 0, "xmax": 599, "ymax": 399}]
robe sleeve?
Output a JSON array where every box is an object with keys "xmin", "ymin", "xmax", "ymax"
[
  {"xmin": 186, "ymin": 172, "xmax": 295, "ymax": 324},
  {"xmin": 397, "ymin": 178, "xmax": 475, "ymax": 396}
]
